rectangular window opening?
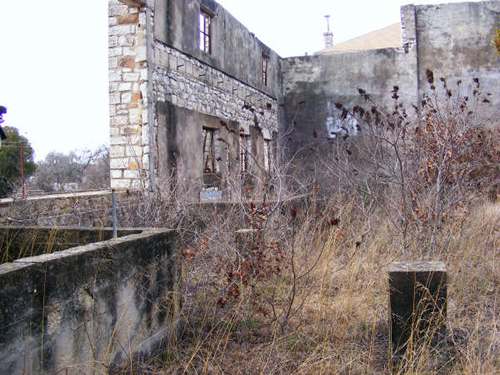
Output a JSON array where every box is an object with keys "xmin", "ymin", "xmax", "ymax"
[
  {"xmin": 203, "ymin": 127, "xmax": 219, "ymax": 187},
  {"xmin": 240, "ymin": 133, "xmax": 250, "ymax": 178},
  {"xmin": 199, "ymin": 10, "xmax": 212, "ymax": 54},
  {"xmin": 262, "ymin": 55, "xmax": 270, "ymax": 87}
]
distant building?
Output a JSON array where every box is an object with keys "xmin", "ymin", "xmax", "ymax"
[{"xmin": 317, "ymin": 23, "xmax": 402, "ymax": 55}]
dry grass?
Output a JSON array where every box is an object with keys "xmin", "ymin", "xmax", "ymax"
[{"xmin": 133, "ymin": 196, "xmax": 499, "ymax": 375}]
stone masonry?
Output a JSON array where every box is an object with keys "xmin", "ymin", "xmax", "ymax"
[
  {"xmin": 109, "ymin": 0, "xmax": 499, "ymax": 196},
  {"xmin": 152, "ymin": 44, "xmax": 279, "ymax": 139},
  {"xmin": 109, "ymin": 0, "xmax": 150, "ymax": 190},
  {"xmin": 109, "ymin": 0, "xmax": 280, "ymax": 194}
]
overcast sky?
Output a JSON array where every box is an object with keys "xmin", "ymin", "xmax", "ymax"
[{"xmin": 0, "ymin": 0, "xmax": 481, "ymax": 160}]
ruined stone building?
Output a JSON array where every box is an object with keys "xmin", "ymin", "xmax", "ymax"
[{"xmin": 109, "ymin": 0, "xmax": 499, "ymax": 199}]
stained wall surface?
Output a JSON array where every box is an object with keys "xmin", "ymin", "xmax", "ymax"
[
  {"xmin": 415, "ymin": 1, "xmax": 500, "ymax": 121},
  {"xmin": 282, "ymin": 1, "xmax": 499, "ymax": 157},
  {"xmin": 282, "ymin": 47, "xmax": 417, "ymax": 152},
  {"xmin": 0, "ymin": 228, "xmax": 180, "ymax": 374}
]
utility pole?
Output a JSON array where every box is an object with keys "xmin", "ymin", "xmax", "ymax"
[
  {"xmin": 112, "ymin": 189, "xmax": 118, "ymax": 239},
  {"xmin": 19, "ymin": 142, "xmax": 26, "ymax": 199}
]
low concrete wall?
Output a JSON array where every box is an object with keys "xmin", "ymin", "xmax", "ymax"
[
  {"xmin": 0, "ymin": 226, "xmax": 143, "ymax": 264},
  {"xmin": 0, "ymin": 228, "xmax": 180, "ymax": 374},
  {"xmin": 0, "ymin": 190, "xmax": 142, "ymax": 227}
]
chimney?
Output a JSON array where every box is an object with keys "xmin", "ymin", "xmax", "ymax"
[{"xmin": 323, "ymin": 15, "xmax": 333, "ymax": 49}]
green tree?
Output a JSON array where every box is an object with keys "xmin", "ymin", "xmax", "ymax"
[{"xmin": 0, "ymin": 127, "xmax": 36, "ymax": 198}]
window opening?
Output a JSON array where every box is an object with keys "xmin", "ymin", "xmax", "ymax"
[
  {"xmin": 199, "ymin": 10, "xmax": 212, "ymax": 54},
  {"xmin": 240, "ymin": 133, "xmax": 250, "ymax": 177},
  {"xmin": 262, "ymin": 55, "xmax": 269, "ymax": 86},
  {"xmin": 203, "ymin": 127, "xmax": 216, "ymax": 173},
  {"xmin": 264, "ymin": 140, "xmax": 272, "ymax": 172}
]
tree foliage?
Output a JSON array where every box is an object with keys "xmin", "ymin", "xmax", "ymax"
[
  {"xmin": 0, "ymin": 127, "xmax": 36, "ymax": 198},
  {"xmin": 33, "ymin": 146, "xmax": 109, "ymax": 192}
]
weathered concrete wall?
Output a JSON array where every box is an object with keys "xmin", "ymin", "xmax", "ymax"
[
  {"xmin": 282, "ymin": 1, "xmax": 500, "ymax": 157},
  {"xmin": 414, "ymin": 1, "xmax": 500, "ymax": 120},
  {"xmin": 282, "ymin": 47, "xmax": 417, "ymax": 153},
  {"xmin": 156, "ymin": 102, "xmax": 239, "ymax": 200},
  {"xmin": 0, "ymin": 228, "xmax": 180, "ymax": 374}
]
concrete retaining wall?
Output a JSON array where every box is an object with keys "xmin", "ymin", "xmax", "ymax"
[{"xmin": 0, "ymin": 228, "xmax": 180, "ymax": 374}]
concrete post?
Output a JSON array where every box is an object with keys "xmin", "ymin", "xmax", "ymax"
[
  {"xmin": 388, "ymin": 261, "xmax": 447, "ymax": 359},
  {"xmin": 235, "ymin": 229, "xmax": 259, "ymax": 258}
]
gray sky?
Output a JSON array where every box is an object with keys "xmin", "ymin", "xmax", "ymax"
[{"xmin": 0, "ymin": 0, "xmax": 481, "ymax": 160}]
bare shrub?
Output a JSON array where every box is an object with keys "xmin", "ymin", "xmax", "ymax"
[{"xmin": 316, "ymin": 76, "xmax": 498, "ymax": 251}]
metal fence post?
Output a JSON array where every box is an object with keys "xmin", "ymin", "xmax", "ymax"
[{"xmin": 112, "ymin": 190, "xmax": 118, "ymax": 239}]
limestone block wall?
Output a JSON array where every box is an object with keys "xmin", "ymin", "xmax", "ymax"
[
  {"xmin": 0, "ymin": 190, "xmax": 136, "ymax": 227},
  {"xmin": 109, "ymin": 0, "xmax": 282, "ymax": 196},
  {"xmin": 152, "ymin": 44, "xmax": 279, "ymax": 137},
  {"xmin": 109, "ymin": 0, "xmax": 150, "ymax": 190}
]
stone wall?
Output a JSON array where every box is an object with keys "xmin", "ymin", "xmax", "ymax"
[
  {"xmin": 109, "ymin": 0, "xmax": 499, "ymax": 192},
  {"xmin": 109, "ymin": 0, "xmax": 150, "ymax": 190},
  {"xmin": 0, "ymin": 228, "xmax": 180, "ymax": 374},
  {"xmin": 0, "ymin": 190, "xmax": 136, "ymax": 227},
  {"xmin": 152, "ymin": 43, "xmax": 279, "ymax": 136},
  {"xmin": 109, "ymin": 0, "xmax": 282, "ymax": 197},
  {"xmin": 153, "ymin": 0, "xmax": 282, "ymax": 97},
  {"xmin": 152, "ymin": 44, "xmax": 279, "ymax": 200}
]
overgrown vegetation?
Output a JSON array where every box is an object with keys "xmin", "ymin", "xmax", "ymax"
[
  {"xmin": 113, "ymin": 75, "xmax": 498, "ymax": 374},
  {"xmin": 1, "ymin": 75, "xmax": 498, "ymax": 374},
  {"xmin": 32, "ymin": 146, "xmax": 110, "ymax": 193}
]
